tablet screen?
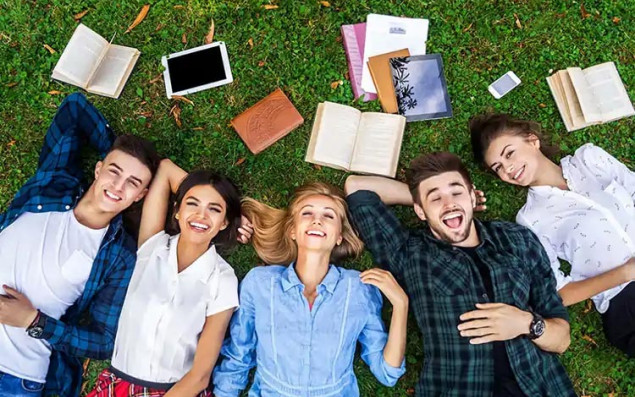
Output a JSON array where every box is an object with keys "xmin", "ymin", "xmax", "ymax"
[{"xmin": 167, "ymin": 46, "xmax": 227, "ymax": 92}]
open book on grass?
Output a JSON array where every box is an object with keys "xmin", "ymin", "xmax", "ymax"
[
  {"xmin": 52, "ymin": 24, "xmax": 140, "ymax": 99},
  {"xmin": 546, "ymin": 62, "xmax": 634, "ymax": 131},
  {"xmin": 305, "ymin": 102, "xmax": 406, "ymax": 177}
]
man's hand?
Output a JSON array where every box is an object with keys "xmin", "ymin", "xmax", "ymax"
[
  {"xmin": 458, "ymin": 303, "xmax": 532, "ymax": 344},
  {"xmin": 237, "ymin": 215, "xmax": 254, "ymax": 244},
  {"xmin": 473, "ymin": 186, "xmax": 487, "ymax": 212},
  {"xmin": 0, "ymin": 285, "xmax": 38, "ymax": 328}
]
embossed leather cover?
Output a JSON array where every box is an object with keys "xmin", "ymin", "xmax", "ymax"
[{"xmin": 231, "ymin": 88, "xmax": 304, "ymax": 154}]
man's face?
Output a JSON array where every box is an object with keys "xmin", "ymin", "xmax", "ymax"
[
  {"xmin": 91, "ymin": 149, "xmax": 152, "ymax": 214},
  {"xmin": 414, "ymin": 171, "xmax": 477, "ymax": 245}
]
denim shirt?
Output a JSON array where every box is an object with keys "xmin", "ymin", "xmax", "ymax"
[{"xmin": 213, "ymin": 264, "xmax": 406, "ymax": 397}]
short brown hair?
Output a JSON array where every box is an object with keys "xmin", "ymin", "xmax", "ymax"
[
  {"xmin": 469, "ymin": 114, "xmax": 558, "ymax": 167},
  {"xmin": 109, "ymin": 134, "xmax": 160, "ymax": 178},
  {"xmin": 406, "ymin": 152, "xmax": 473, "ymax": 205}
]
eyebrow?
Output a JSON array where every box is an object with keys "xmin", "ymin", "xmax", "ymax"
[
  {"xmin": 500, "ymin": 144, "xmax": 512, "ymax": 157},
  {"xmin": 425, "ymin": 187, "xmax": 439, "ymax": 198},
  {"xmin": 109, "ymin": 163, "xmax": 143, "ymax": 184},
  {"xmin": 425, "ymin": 182, "xmax": 466, "ymax": 198},
  {"xmin": 300, "ymin": 204, "xmax": 336, "ymax": 212},
  {"xmin": 185, "ymin": 196, "xmax": 224, "ymax": 208}
]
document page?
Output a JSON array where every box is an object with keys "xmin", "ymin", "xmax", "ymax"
[
  {"xmin": 52, "ymin": 24, "xmax": 108, "ymax": 88},
  {"xmin": 583, "ymin": 62, "xmax": 635, "ymax": 122},
  {"xmin": 350, "ymin": 113, "xmax": 405, "ymax": 177}
]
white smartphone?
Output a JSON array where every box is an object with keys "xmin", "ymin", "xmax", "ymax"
[
  {"xmin": 162, "ymin": 42, "xmax": 233, "ymax": 98},
  {"xmin": 488, "ymin": 71, "xmax": 521, "ymax": 99}
]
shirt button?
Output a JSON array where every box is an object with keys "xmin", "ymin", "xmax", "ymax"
[
  {"xmin": 37, "ymin": 205, "xmax": 43, "ymax": 210},
  {"xmin": 65, "ymin": 205, "xmax": 71, "ymax": 210}
]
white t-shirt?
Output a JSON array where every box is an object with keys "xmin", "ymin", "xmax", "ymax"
[
  {"xmin": 0, "ymin": 211, "xmax": 107, "ymax": 382},
  {"xmin": 517, "ymin": 144, "xmax": 635, "ymax": 313},
  {"xmin": 111, "ymin": 231, "xmax": 239, "ymax": 383}
]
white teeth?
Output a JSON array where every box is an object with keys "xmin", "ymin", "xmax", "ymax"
[
  {"xmin": 105, "ymin": 190, "xmax": 121, "ymax": 200},
  {"xmin": 189, "ymin": 222, "xmax": 209, "ymax": 230},
  {"xmin": 306, "ymin": 230, "xmax": 325, "ymax": 237},
  {"xmin": 443, "ymin": 213, "xmax": 462, "ymax": 220},
  {"xmin": 513, "ymin": 166, "xmax": 524, "ymax": 180}
]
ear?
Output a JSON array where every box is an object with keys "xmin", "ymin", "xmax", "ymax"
[
  {"xmin": 289, "ymin": 226, "xmax": 296, "ymax": 241},
  {"xmin": 134, "ymin": 188, "xmax": 149, "ymax": 203},
  {"xmin": 94, "ymin": 161, "xmax": 103, "ymax": 180},
  {"xmin": 470, "ymin": 189, "xmax": 477, "ymax": 209},
  {"xmin": 336, "ymin": 234, "xmax": 343, "ymax": 246},
  {"xmin": 528, "ymin": 133, "xmax": 541, "ymax": 150},
  {"xmin": 219, "ymin": 219, "xmax": 229, "ymax": 231},
  {"xmin": 413, "ymin": 203, "xmax": 426, "ymax": 221}
]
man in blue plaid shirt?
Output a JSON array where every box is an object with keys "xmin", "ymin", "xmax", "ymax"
[
  {"xmin": 0, "ymin": 93, "xmax": 159, "ymax": 397},
  {"xmin": 345, "ymin": 152, "xmax": 576, "ymax": 396}
]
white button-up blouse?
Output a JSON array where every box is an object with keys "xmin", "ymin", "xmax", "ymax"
[
  {"xmin": 516, "ymin": 144, "xmax": 634, "ymax": 313},
  {"xmin": 111, "ymin": 231, "xmax": 239, "ymax": 383}
]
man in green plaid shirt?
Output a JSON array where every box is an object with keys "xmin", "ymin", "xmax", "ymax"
[{"xmin": 345, "ymin": 152, "xmax": 576, "ymax": 397}]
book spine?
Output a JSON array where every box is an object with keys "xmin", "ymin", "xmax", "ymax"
[{"xmin": 341, "ymin": 25, "xmax": 363, "ymax": 100}]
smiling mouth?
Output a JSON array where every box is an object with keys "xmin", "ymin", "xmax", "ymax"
[
  {"xmin": 188, "ymin": 221, "xmax": 210, "ymax": 232},
  {"xmin": 513, "ymin": 165, "xmax": 525, "ymax": 181},
  {"xmin": 306, "ymin": 230, "xmax": 326, "ymax": 238},
  {"xmin": 104, "ymin": 190, "xmax": 122, "ymax": 202},
  {"xmin": 442, "ymin": 212, "xmax": 463, "ymax": 229}
]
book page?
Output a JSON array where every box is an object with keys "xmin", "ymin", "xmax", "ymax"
[
  {"xmin": 546, "ymin": 74, "xmax": 574, "ymax": 132},
  {"xmin": 88, "ymin": 45, "xmax": 139, "ymax": 98},
  {"xmin": 559, "ymin": 71, "xmax": 589, "ymax": 130},
  {"xmin": 567, "ymin": 67, "xmax": 602, "ymax": 124},
  {"xmin": 349, "ymin": 113, "xmax": 405, "ymax": 177},
  {"xmin": 583, "ymin": 62, "xmax": 635, "ymax": 123},
  {"xmin": 305, "ymin": 102, "xmax": 361, "ymax": 170},
  {"xmin": 52, "ymin": 24, "xmax": 109, "ymax": 88}
]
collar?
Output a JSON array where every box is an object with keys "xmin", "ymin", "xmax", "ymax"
[
  {"xmin": 168, "ymin": 234, "xmax": 219, "ymax": 282},
  {"xmin": 281, "ymin": 262, "xmax": 342, "ymax": 294}
]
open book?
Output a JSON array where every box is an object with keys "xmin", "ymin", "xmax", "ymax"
[
  {"xmin": 546, "ymin": 62, "xmax": 634, "ymax": 132},
  {"xmin": 52, "ymin": 24, "xmax": 140, "ymax": 99},
  {"xmin": 305, "ymin": 102, "xmax": 406, "ymax": 177}
]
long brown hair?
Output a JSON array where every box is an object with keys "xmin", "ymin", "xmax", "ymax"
[{"xmin": 241, "ymin": 182, "xmax": 364, "ymax": 265}]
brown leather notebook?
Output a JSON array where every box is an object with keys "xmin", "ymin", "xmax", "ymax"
[
  {"xmin": 231, "ymin": 88, "xmax": 304, "ymax": 154},
  {"xmin": 368, "ymin": 48, "xmax": 410, "ymax": 113}
]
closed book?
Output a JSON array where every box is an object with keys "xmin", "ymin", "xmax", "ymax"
[
  {"xmin": 368, "ymin": 48, "xmax": 410, "ymax": 113},
  {"xmin": 231, "ymin": 88, "xmax": 304, "ymax": 154},
  {"xmin": 340, "ymin": 23, "xmax": 377, "ymax": 102}
]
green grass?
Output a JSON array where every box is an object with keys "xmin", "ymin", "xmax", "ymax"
[{"xmin": 1, "ymin": 0, "xmax": 634, "ymax": 395}]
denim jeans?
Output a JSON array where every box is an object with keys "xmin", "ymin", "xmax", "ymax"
[{"xmin": 0, "ymin": 371, "xmax": 44, "ymax": 397}]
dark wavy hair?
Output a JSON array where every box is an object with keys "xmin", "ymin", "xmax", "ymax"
[{"xmin": 166, "ymin": 170, "xmax": 242, "ymax": 252}]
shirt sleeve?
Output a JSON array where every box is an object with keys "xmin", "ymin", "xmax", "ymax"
[
  {"xmin": 581, "ymin": 144, "xmax": 635, "ymax": 200},
  {"xmin": 39, "ymin": 241, "xmax": 136, "ymax": 360},
  {"xmin": 358, "ymin": 284, "xmax": 406, "ymax": 387},
  {"xmin": 213, "ymin": 270, "xmax": 259, "ymax": 397},
  {"xmin": 206, "ymin": 265, "xmax": 239, "ymax": 316},
  {"xmin": 346, "ymin": 190, "xmax": 409, "ymax": 279},
  {"xmin": 521, "ymin": 227, "xmax": 570, "ymax": 322},
  {"xmin": 516, "ymin": 213, "xmax": 572, "ymax": 290}
]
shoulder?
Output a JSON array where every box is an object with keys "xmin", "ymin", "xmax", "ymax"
[
  {"xmin": 482, "ymin": 220, "xmax": 538, "ymax": 246},
  {"xmin": 242, "ymin": 265, "xmax": 286, "ymax": 285},
  {"xmin": 570, "ymin": 143, "xmax": 613, "ymax": 166},
  {"xmin": 337, "ymin": 266, "xmax": 382, "ymax": 302},
  {"xmin": 214, "ymin": 254, "xmax": 238, "ymax": 283}
]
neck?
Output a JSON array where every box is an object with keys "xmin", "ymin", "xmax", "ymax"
[
  {"xmin": 295, "ymin": 249, "xmax": 331, "ymax": 293},
  {"xmin": 73, "ymin": 188, "xmax": 117, "ymax": 229},
  {"xmin": 176, "ymin": 237, "xmax": 210, "ymax": 273},
  {"xmin": 451, "ymin": 221, "xmax": 481, "ymax": 248},
  {"xmin": 530, "ymin": 157, "xmax": 568, "ymax": 189}
]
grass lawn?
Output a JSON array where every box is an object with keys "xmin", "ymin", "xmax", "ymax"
[{"xmin": 1, "ymin": 0, "xmax": 634, "ymax": 395}]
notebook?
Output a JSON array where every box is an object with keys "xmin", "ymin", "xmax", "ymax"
[
  {"xmin": 390, "ymin": 54, "xmax": 453, "ymax": 122},
  {"xmin": 361, "ymin": 14, "xmax": 429, "ymax": 94},
  {"xmin": 341, "ymin": 23, "xmax": 377, "ymax": 102},
  {"xmin": 368, "ymin": 48, "xmax": 410, "ymax": 113},
  {"xmin": 231, "ymin": 88, "xmax": 304, "ymax": 154}
]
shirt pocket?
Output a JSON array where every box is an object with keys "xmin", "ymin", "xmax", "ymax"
[{"xmin": 506, "ymin": 265, "xmax": 531, "ymax": 309}]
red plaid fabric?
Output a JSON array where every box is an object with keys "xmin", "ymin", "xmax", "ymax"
[{"xmin": 86, "ymin": 369, "xmax": 213, "ymax": 397}]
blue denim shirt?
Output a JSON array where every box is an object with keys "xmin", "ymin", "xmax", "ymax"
[{"xmin": 213, "ymin": 264, "xmax": 406, "ymax": 397}]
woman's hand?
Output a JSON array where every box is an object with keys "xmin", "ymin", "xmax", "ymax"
[
  {"xmin": 237, "ymin": 215, "xmax": 254, "ymax": 244},
  {"xmin": 360, "ymin": 268, "xmax": 408, "ymax": 309},
  {"xmin": 473, "ymin": 185, "xmax": 487, "ymax": 212}
]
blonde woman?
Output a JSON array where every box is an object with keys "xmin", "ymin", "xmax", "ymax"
[{"xmin": 213, "ymin": 182, "xmax": 408, "ymax": 397}]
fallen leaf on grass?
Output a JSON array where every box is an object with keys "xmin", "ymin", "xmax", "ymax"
[
  {"xmin": 612, "ymin": 17, "xmax": 621, "ymax": 24},
  {"xmin": 554, "ymin": 12, "xmax": 566, "ymax": 18},
  {"xmin": 6, "ymin": 82, "xmax": 18, "ymax": 88},
  {"xmin": 81, "ymin": 381, "xmax": 89, "ymax": 395},
  {"xmin": 204, "ymin": 19, "xmax": 215, "ymax": 44},
  {"xmin": 43, "ymin": 44, "xmax": 56, "ymax": 54},
  {"xmin": 583, "ymin": 299, "xmax": 593, "ymax": 313},
  {"xmin": 513, "ymin": 13, "xmax": 522, "ymax": 29},
  {"xmin": 258, "ymin": 60, "xmax": 266, "ymax": 67},
  {"xmin": 170, "ymin": 104, "xmax": 182, "ymax": 127},
  {"xmin": 136, "ymin": 111, "xmax": 153, "ymax": 118},
  {"xmin": 173, "ymin": 5, "xmax": 185, "ymax": 9},
  {"xmin": 181, "ymin": 32, "xmax": 187, "ymax": 44},
  {"xmin": 263, "ymin": 5, "xmax": 278, "ymax": 10},
  {"xmin": 125, "ymin": 4, "xmax": 150, "ymax": 33},
  {"xmin": 48, "ymin": 90, "xmax": 62, "ymax": 95},
  {"xmin": 247, "ymin": 38, "xmax": 254, "ymax": 48},
  {"xmin": 235, "ymin": 157, "xmax": 246, "ymax": 166},
  {"xmin": 580, "ymin": 3, "xmax": 591, "ymax": 19},
  {"xmin": 82, "ymin": 359, "xmax": 90, "ymax": 375},
  {"xmin": 171, "ymin": 95, "xmax": 194, "ymax": 106},
  {"xmin": 7, "ymin": 139, "xmax": 16, "ymax": 148},
  {"xmin": 320, "ymin": 1, "xmax": 331, "ymax": 7},
  {"xmin": 155, "ymin": 23, "xmax": 164, "ymax": 32},
  {"xmin": 330, "ymin": 80, "xmax": 342, "ymax": 89},
  {"xmin": 313, "ymin": 164, "xmax": 321, "ymax": 170},
  {"xmin": 462, "ymin": 23, "xmax": 473, "ymax": 32},
  {"xmin": 192, "ymin": 127, "xmax": 204, "ymax": 131},
  {"xmin": 582, "ymin": 335, "xmax": 598, "ymax": 346},
  {"xmin": 539, "ymin": 103, "xmax": 547, "ymax": 108},
  {"xmin": 73, "ymin": 9, "xmax": 89, "ymax": 20},
  {"xmin": 149, "ymin": 73, "xmax": 163, "ymax": 84}
]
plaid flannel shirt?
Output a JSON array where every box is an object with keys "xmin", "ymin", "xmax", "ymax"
[
  {"xmin": 347, "ymin": 190, "xmax": 576, "ymax": 397},
  {"xmin": 0, "ymin": 93, "xmax": 137, "ymax": 397}
]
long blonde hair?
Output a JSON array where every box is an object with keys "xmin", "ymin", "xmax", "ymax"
[{"xmin": 242, "ymin": 182, "xmax": 364, "ymax": 265}]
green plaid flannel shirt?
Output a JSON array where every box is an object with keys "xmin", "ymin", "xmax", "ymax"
[{"xmin": 347, "ymin": 190, "xmax": 576, "ymax": 397}]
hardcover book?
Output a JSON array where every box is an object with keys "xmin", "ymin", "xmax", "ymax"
[
  {"xmin": 51, "ymin": 24, "xmax": 140, "ymax": 99},
  {"xmin": 340, "ymin": 23, "xmax": 377, "ymax": 102},
  {"xmin": 368, "ymin": 48, "xmax": 410, "ymax": 113},
  {"xmin": 305, "ymin": 101, "xmax": 406, "ymax": 177},
  {"xmin": 546, "ymin": 62, "xmax": 634, "ymax": 132},
  {"xmin": 231, "ymin": 88, "xmax": 304, "ymax": 154}
]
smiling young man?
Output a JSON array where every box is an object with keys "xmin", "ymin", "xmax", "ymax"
[
  {"xmin": 0, "ymin": 93, "xmax": 159, "ymax": 397},
  {"xmin": 344, "ymin": 152, "xmax": 576, "ymax": 397}
]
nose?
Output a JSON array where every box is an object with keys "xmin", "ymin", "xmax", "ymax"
[
  {"xmin": 311, "ymin": 215, "xmax": 323, "ymax": 225},
  {"xmin": 113, "ymin": 176, "xmax": 126, "ymax": 192}
]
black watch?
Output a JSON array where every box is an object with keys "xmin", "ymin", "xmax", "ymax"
[
  {"xmin": 26, "ymin": 311, "xmax": 46, "ymax": 339},
  {"xmin": 527, "ymin": 312, "xmax": 545, "ymax": 340}
]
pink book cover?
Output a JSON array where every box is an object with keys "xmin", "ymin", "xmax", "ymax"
[{"xmin": 341, "ymin": 23, "xmax": 377, "ymax": 102}]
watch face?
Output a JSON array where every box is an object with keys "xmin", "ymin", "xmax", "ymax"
[
  {"xmin": 27, "ymin": 326, "xmax": 44, "ymax": 339},
  {"xmin": 532, "ymin": 319, "xmax": 546, "ymax": 337}
]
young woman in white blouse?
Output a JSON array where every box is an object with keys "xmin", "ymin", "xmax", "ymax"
[
  {"xmin": 470, "ymin": 114, "xmax": 635, "ymax": 357},
  {"xmin": 86, "ymin": 159, "xmax": 246, "ymax": 396}
]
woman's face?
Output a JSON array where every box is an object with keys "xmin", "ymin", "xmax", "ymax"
[
  {"xmin": 483, "ymin": 133, "xmax": 542, "ymax": 187},
  {"xmin": 176, "ymin": 184, "xmax": 228, "ymax": 246},
  {"xmin": 290, "ymin": 194, "xmax": 344, "ymax": 254}
]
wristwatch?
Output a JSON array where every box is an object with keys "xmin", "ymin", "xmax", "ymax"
[
  {"xmin": 26, "ymin": 310, "xmax": 46, "ymax": 339},
  {"xmin": 527, "ymin": 311, "xmax": 545, "ymax": 340}
]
